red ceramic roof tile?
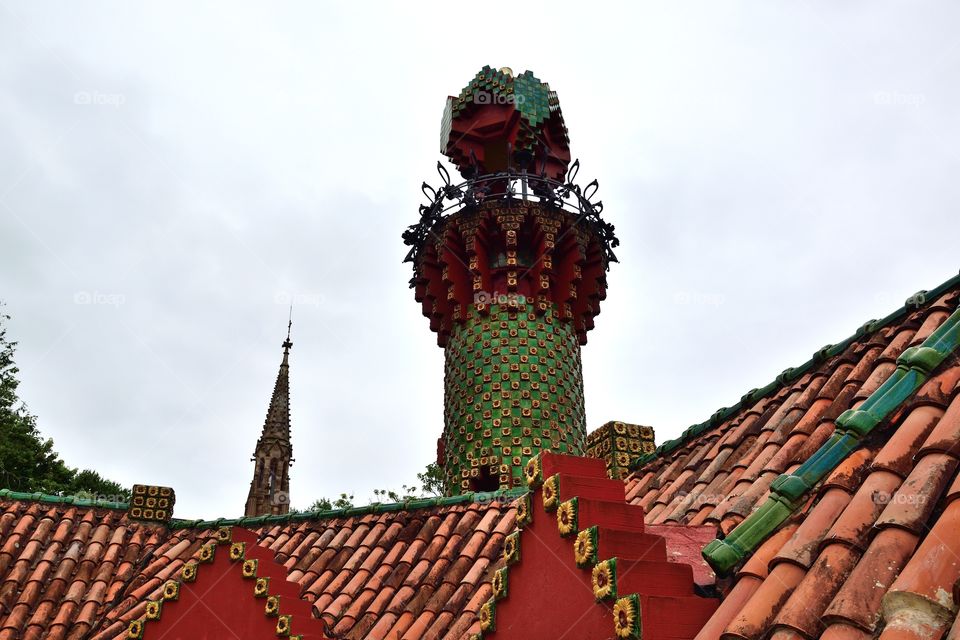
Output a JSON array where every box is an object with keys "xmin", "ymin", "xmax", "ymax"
[
  {"xmin": 772, "ymin": 543, "xmax": 861, "ymax": 637},
  {"xmin": 1, "ymin": 283, "xmax": 957, "ymax": 640},
  {"xmin": 0, "ymin": 496, "xmax": 516, "ymax": 640},
  {"xmin": 722, "ymin": 562, "xmax": 807, "ymax": 639},
  {"xmin": 872, "ymin": 405, "xmax": 944, "ymax": 477},
  {"xmin": 875, "ymin": 452, "xmax": 958, "ymax": 533},
  {"xmin": 773, "ymin": 487, "xmax": 851, "ymax": 569},
  {"xmin": 625, "ymin": 285, "xmax": 960, "ymax": 640},
  {"xmin": 823, "ymin": 526, "xmax": 919, "ymax": 633}
]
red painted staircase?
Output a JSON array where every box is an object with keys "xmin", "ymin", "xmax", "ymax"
[{"xmin": 476, "ymin": 452, "xmax": 719, "ymax": 640}]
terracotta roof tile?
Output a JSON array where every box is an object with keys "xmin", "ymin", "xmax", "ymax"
[
  {"xmin": 626, "ymin": 278, "xmax": 960, "ymax": 640},
  {"xmin": 773, "ymin": 487, "xmax": 851, "ymax": 569},
  {"xmin": 0, "ymin": 491, "xmax": 518, "ymax": 639}
]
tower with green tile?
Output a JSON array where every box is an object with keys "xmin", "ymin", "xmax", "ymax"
[{"xmin": 404, "ymin": 66, "xmax": 618, "ymax": 495}]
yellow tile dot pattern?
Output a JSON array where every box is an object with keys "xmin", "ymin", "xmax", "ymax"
[
  {"xmin": 585, "ymin": 421, "xmax": 656, "ymax": 480},
  {"xmin": 442, "ymin": 302, "xmax": 586, "ymax": 494}
]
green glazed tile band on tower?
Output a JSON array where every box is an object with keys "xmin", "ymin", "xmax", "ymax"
[
  {"xmin": 703, "ymin": 299, "xmax": 960, "ymax": 575},
  {"xmin": 443, "ymin": 302, "xmax": 586, "ymax": 494}
]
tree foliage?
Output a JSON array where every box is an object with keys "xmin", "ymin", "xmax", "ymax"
[
  {"xmin": 300, "ymin": 462, "xmax": 447, "ymax": 512},
  {"xmin": 0, "ymin": 307, "xmax": 130, "ymax": 501}
]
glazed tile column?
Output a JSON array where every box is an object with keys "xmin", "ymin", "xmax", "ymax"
[{"xmin": 404, "ymin": 67, "xmax": 618, "ymax": 495}]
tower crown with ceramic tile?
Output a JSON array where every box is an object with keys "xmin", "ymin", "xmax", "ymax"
[{"xmin": 404, "ymin": 66, "xmax": 619, "ymax": 495}]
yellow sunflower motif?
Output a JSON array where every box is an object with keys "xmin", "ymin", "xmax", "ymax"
[
  {"xmin": 503, "ymin": 530, "xmax": 521, "ymax": 565},
  {"xmin": 516, "ymin": 494, "xmax": 532, "ymax": 528},
  {"xmin": 574, "ymin": 528, "xmax": 596, "ymax": 567},
  {"xmin": 126, "ymin": 619, "xmax": 144, "ymax": 639},
  {"xmin": 492, "ymin": 566, "xmax": 509, "ymax": 600},
  {"xmin": 254, "ymin": 577, "xmax": 270, "ymax": 597},
  {"xmin": 524, "ymin": 455, "xmax": 542, "ymax": 488},
  {"xmin": 145, "ymin": 600, "xmax": 162, "ymax": 620},
  {"xmin": 556, "ymin": 498, "xmax": 578, "ymax": 537},
  {"xmin": 198, "ymin": 543, "xmax": 215, "ymax": 563},
  {"xmin": 542, "ymin": 474, "xmax": 560, "ymax": 512},
  {"xmin": 592, "ymin": 558, "xmax": 617, "ymax": 601},
  {"xmin": 613, "ymin": 594, "xmax": 641, "ymax": 639},
  {"xmin": 162, "ymin": 580, "xmax": 179, "ymax": 601},
  {"xmin": 181, "ymin": 561, "xmax": 197, "ymax": 582},
  {"xmin": 265, "ymin": 595, "xmax": 280, "ymax": 616},
  {"xmin": 229, "ymin": 541, "xmax": 246, "ymax": 561},
  {"xmin": 479, "ymin": 599, "xmax": 496, "ymax": 632},
  {"xmin": 216, "ymin": 527, "xmax": 231, "ymax": 544},
  {"xmin": 242, "ymin": 558, "xmax": 258, "ymax": 578},
  {"xmin": 276, "ymin": 615, "xmax": 292, "ymax": 636}
]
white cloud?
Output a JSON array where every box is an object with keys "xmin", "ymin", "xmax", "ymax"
[{"xmin": 1, "ymin": 1, "xmax": 958, "ymax": 518}]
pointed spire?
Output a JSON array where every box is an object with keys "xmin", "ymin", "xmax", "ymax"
[{"xmin": 244, "ymin": 319, "xmax": 295, "ymax": 517}]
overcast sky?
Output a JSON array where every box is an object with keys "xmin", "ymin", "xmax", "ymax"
[{"xmin": 2, "ymin": 2, "xmax": 959, "ymax": 519}]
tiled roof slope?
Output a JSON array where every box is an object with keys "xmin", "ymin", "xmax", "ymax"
[
  {"xmin": 0, "ymin": 493, "xmax": 519, "ymax": 639},
  {"xmin": 627, "ymin": 277, "xmax": 960, "ymax": 640}
]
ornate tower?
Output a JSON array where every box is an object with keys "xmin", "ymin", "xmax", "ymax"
[
  {"xmin": 404, "ymin": 66, "xmax": 618, "ymax": 495},
  {"xmin": 244, "ymin": 322, "xmax": 294, "ymax": 516}
]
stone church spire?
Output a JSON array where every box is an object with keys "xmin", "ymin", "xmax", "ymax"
[{"xmin": 244, "ymin": 319, "xmax": 294, "ymax": 516}]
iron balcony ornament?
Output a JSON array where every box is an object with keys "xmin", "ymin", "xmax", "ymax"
[{"xmin": 402, "ymin": 159, "xmax": 619, "ymax": 283}]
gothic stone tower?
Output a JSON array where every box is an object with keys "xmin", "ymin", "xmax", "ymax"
[
  {"xmin": 404, "ymin": 66, "xmax": 618, "ymax": 495},
  {"xmin": 244, "ymin": 325, "xmax": 294, "ymax": 516}
]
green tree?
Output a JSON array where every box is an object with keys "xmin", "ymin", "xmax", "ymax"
[
  {"xmin": 303, "ymin": 493, "xmax": 355, "ymax": 511},
  {"xmin": 299, "ymin": 461, "xmax": 446, "ymax": 512},
  {"xmin": 417, "ymin": 462, "xmax": 445, "ymax": 497},
  {"xmin": 0, "ymin": 306, "xmax": 130, "ymax": 500}
]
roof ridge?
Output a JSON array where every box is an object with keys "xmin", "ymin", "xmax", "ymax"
[
  {"xmin": 168, "ymin": 487, "xmax": 528, "ymax": 530},
  {"xmin": 0, "ymin": 488, "xmax": 129, "ymax": 511},
  {"xmin": 630, "ymin": 268, "xmax": 960, "ymax": 470}
]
